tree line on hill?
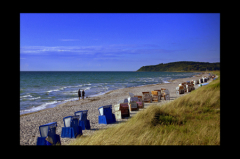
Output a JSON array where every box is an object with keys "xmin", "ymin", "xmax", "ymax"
[{"xmin": 136, "ymin": 61, "xmax": 220, "ymax": 72}]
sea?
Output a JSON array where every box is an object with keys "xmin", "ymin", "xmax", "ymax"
[{"xmin": 20, "ymin": 71, "xmax": 200, "ymax": 115}]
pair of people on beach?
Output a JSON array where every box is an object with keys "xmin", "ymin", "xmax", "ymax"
[{"xmin": 78, "ymin": 89, "xmax": 85, "ymax": 100}]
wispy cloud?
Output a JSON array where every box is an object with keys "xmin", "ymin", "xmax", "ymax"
[
  {"xmin": 20, "ymin": 44, "xmax": 179, "ymax": 59},
  {"xmin": 59, "ymin": 39, "xmax": 79, "ymax": 41}
]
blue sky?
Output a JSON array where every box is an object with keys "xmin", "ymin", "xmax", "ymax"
[{"xmin": 20, "ymin": 13, "xmax": 220, "ymax": 71}]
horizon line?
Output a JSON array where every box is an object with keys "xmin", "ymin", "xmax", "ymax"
[{"xmin": 20, "ymin": 70, "xmax": 137, "ymax": 72}]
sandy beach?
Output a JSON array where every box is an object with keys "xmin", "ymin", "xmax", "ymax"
[{"xmin": 20, "ymin": 72, "xmax": 211, "ymax": 145}]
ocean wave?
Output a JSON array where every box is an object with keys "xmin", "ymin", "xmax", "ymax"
[
  {"xmin": 20, "ymin": 94, "xmax": 32, "ymax": 98},
  {"xmin": 63, "ymin": 91, "xmax": 78, "ymax": 95},
  {"xmin": 46, "ymin": 86, "xmax": 67, "ymax": 93},
  {"xmin": 28, "ymin": 96, "xmax": 41, "ymax": 100},
  {"xmin": 69, "ymin": 85, "xmax": 83, "ymax": 88},
  {"xmin": 81, "ymin": 87, "xmax": 91, "ymax": 91},
  {"xmin": 46, "ymin": 89, "xmax": 59, "ymax": 93},
  {"xmin": 163, "ymin": 80, "xmax": 170, "ymax": 83},
  {"xmin": 87, "ymin": 90, "xmax": 112, "ymax": 98},
  {"xmin": 104, "ymin": 86, "xmax": 109, "ymax": 90},
  {"xmin": 20, "ymin": 100, "xmax": 59, "ymax": 115}
]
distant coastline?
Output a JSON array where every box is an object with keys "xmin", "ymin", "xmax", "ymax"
[{"xmin": 136, "ymin": 61, "xmax": 220, "ymax": 72}]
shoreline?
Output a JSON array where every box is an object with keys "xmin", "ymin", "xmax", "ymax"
[
  {"xmin": 20, "ymin": 72, "xmax": 210, "ymax": 145},
  {"xmin": 20, "ymin": 72, "xmax": 199, "ymax": 116}
]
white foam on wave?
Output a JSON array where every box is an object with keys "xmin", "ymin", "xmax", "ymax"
[
  {"xmin": 20, "ymin": 100, "xmax": 59, "ymax": 115},
  {"xmin": 47, "ymin": 89, "xmax": 59, "ymax": 93},
  {"xmin": 20, "ymin": 94, "xmax": 32, "ymax": 98},
  {"xmin": 163, "ymin": 80, "xmax": 170, "ymax": 83},
  {"xmin": 83, "ymin": 87, "xmax": 91, "ymax": 91},
  {"xmin": 69, "ymin": 85, "xmax": 83, "ymax": 88},
  {"xmin": 28, "ymin": 96, "xmax": 41, "ymax": 100},
  {"xmin": 46, "ymin": 86, "xmax": 68, "ymax": 93},
  {"xmin": 87, "ymin": 90, "xmax": 112, "ymax": 98}
]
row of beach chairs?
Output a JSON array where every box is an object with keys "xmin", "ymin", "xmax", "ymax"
[
  {"xmin": 176, "ymin": 81, "xmax": 195, "ymax": 94},
  {"xmin": 36, "ymin": 89, "xmax": 170, "ymax": 145},
  {"xmin": 175, "ymin": 74, "xmax": 214, "ymax": 95}
]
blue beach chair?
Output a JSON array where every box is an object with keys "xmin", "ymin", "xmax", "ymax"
[
  {"xmin": 36, "ymin": 122, "xmax": 61, "ymax": 145},
  {"xmin": 98, "ymin": 105, "xmax": 116, "ymax": 124},
  {"xmin": 61, "ymin": 116, "xmax": 82, "ymax": 138},
  {"xmin": 74, "ymin": 110, "xmax": 91, "ymax": 130}
]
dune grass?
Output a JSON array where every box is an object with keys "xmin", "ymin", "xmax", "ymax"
[{"xmin": 69, "ymin": 71, "xmax": 220, "ymax": 145}]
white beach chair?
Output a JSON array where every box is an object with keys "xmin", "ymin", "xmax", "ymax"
[{"xmin": 128, "ymin": 96, "xmax": 139, "ymax": 111}]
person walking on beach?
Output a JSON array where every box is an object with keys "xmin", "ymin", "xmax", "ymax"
[
  {"xmin": 82, "ymin": 90, "xmax": 85, "ymax": 100},
  {"xmin": 78, "ymin": 89, "xmax": 81, "ymax": 101}
]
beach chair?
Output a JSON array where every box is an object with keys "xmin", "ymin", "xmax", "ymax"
[
  {"xmin": 142, "ymin": 92, "xmax": 152, "ymax": 103},
  {"xmin": 160, "ymin": 88, "xmax": 166, "ymax": 99},
  {"xmin": 61, "ymin": 116, "xmax": 82, "ymax": 138},
  {"xmin": 154, "ymin": 90, "xmax": 162, "ymax": 101},
  {"xmin": 114, "ymin": 100, "xmax": 130, "ymax": 120},
  {"xmin": 74, "ymin": 110, "xmax": 91, "ymax": 130},
  {"xmin": 176, "ymin": 85, "xmax": 184, "ymax": 94},
  {"xmin": 181, "ymin": 83, "xmax": 187, "ymax": 93},
  {"xmin": 134, "ymin": 95, "xmax": 144, "ymax": 108},
  {"xmin": 128, "ymin": 96, "xmax": 139, "ymax": 111},
  {"xmin": 191, "ymin": 80, "xmax": 194, "ymax": 84},
  {"xmin": 151, "ymin": 91, "xmax": 160, "ymax": 102},
  {"xmin": 193, "ymin": 80, "xmax": 199, "ymax": 85},
  {"xmin": 203, "ymin": 77, "xmax": 207, "ymax": 82},
  {"xmin": 186, "ymin": 84, "xmax": 192, "ymax": 92},
  {"xmin": 161, "ymin": 88, "xmax": 170, "ymax": 100},
  {"xmin": 165, "ymin": 89, "xmax": 170, "ymax": 100},
  {"xmin": 191, "ymin": 83, "xmax": 195, "ymax": 91},
  {"xmin": 36, "ymin": 122, "xmax": 61, "ymax": 145},
  {"xmin": 98, "ymin": 105, "xmax": 116, "ymax": 124},
  {"xmin": 128, "ymin": 93, "xmax": 143, "ymax": 110}
]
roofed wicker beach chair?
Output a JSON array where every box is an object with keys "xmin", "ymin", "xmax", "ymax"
[
  {"xmin": 154, "ymin": 90, "xmax": 162, "ymax": 101},
  {"xmin": 186, "ymin": 83, "xmax": 195, "ymax": 92},
  {"xmin": 37, "ymin": 122, "xmax": 61, "ymax": 145},
  {"xmin": 176, "ymin": 84, "xmax": 185, "ymax": 94},
  {"xmin": 142, "ymin": 92, "xmax": 152, "ymax": 103},
  {"xmin": 161, "ymin": 88, "xmax": 170, "ymax": 100},
  {"xmin": 98, "ymin": 105, "xmax": 116, "ymax": 124},
  {"xmin": 61, "ymin": 116, "xmax": 82, "ymax": 138},
  {"xmin": 202, "ymin": 77, "xmax": 207, "ymax": 82},
  {"xmin": 74, "ymin": 110, "xmax": 91, "ymax": 130},
  {"xmin": 181, "ymin": 83, "xmax": 187, "ymax": 93},
  {"xmin": 134, "ymin": 95, "xmax": 144, "ymax": 108},
  {"xmin": 151, "ymin": 90, "xmax": 160, "ymax": 102},
  {"xmin": 193, "ymin": 79, "xmax": 199, "ymax": 85},
  {"xmin": 186, "ymin": 84, "xmax": 190, "ymax": 92},
  {"xmin": 127, "ymin": 96, "xmax": 139, "ymax": 112},
  {"xmin": 114, "ymin": 99, "xmax": 130, "ymax": 120}
]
